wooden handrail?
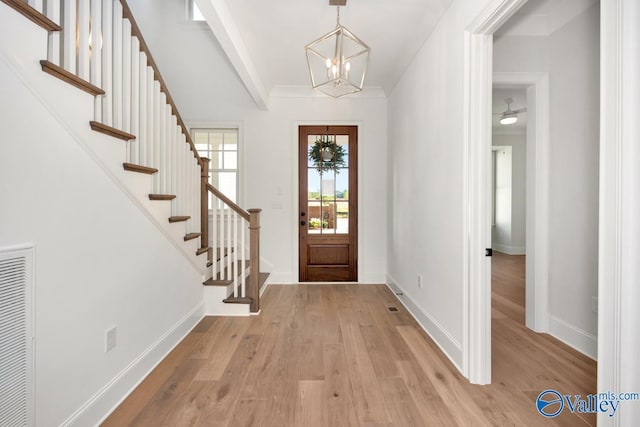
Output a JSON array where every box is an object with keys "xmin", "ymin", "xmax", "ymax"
[
  {"xmin": 206, "ymin": 183, "xmax": 250, "ymax": 221},
  {"xmin": 119, "ymin": 0, "xmax": 200, "ymax": 161}
]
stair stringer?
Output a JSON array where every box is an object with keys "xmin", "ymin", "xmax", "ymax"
[{"xmin": 0, "ymin": 6, "xmax": 207, "ymax": 276}]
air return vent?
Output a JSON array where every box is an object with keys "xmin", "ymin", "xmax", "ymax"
[{"xmin": 0, "ymin": 246, "xmax": 34, "ymax": 427}]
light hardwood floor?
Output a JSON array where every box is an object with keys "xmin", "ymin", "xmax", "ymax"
[{"xmin": 103, "ymin": 255, "xmax": 596, "ymax": 426}]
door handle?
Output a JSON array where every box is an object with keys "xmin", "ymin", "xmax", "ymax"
[{"xmin": 300, "ymin": 220, "xmax": 306, "ymax": 226}]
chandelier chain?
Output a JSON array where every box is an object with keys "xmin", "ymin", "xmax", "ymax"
[{"xmin": 336, "ymin": 6, "xmax": 340, "ymax": 27}]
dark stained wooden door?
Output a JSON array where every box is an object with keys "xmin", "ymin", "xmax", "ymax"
[{"xmin": 299, "ymin": 125, "xmax": 358, "ymax": 281}]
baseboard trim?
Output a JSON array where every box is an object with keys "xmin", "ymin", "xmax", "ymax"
[
  {"xmin": 548, "ymin": 314, "xmax": 597, "ymax": 361},
  {"xmin": 385, "ymin": 275, "xmax": 463, "ymax": 372},
  {"xmin": 62, "ymin": 303, "xmax": 205, "ymax": 426},
  {"xmin": 493, "ymin": 244, "xmax": 526, "ymax": 255}
]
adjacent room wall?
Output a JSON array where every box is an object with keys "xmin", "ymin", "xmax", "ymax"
[{"xmin": 492, "ymin": 132, "xmax": 526, "ymax": 254}]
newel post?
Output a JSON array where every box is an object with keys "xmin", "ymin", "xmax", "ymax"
[
  {"xmin": 248, "ymin": 208, "xmax": 262, "ymax": 313},
  {"xmin": 200, "ymin": 157, "xmax": 210, "ymax": 263}
]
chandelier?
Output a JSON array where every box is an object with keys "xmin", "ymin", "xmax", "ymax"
[{"xmin": 305, "ymin": 1, "xmax": 371, "ymax": 98}]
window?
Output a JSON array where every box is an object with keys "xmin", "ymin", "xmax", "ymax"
[
  {"xmin": 193, "ymin": 129, "xmax": 239, "ymax": 207},
  {"xmin": 188, "ymin": 0, "xmax": 205, "ymax": 21}
]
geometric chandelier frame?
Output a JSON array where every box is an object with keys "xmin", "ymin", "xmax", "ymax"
[{"xmin": 305, "ymin": 5, "xmax": 370, "ymax": 98}]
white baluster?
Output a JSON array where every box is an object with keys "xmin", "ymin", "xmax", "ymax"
[
  {"xmin": 211, "ymin": 194, "xmax": 217, "ymax": 277},
  {"xmin": 172, "ymin": 124, "xmax": 180, "ymax": 215},
  {"xmin": 130, "ymin": 37, "xmax": 140, "ymax": 164},
  {"xmin": 169, "ymin": 116, "xmax": 178, "ymax": 198},
  {"xmin": 77, "ymin": 0, "xmax": 90, "ymax": 80},
  {"xmin": 112, "ymin": 1, "xmax": 123, "ymax": 129},
  {"xmin": 138, "ymin": 56, "xmax": 147, "ymax": 166},
  {"xmin": 152, "ymin": 82, "xmax": 161, "ymax": 191},
  {"xmin": 180, "ymin": 135, "xmax": 187, "ymax": 215},
  {"xmin": 145, "ymin": 72, "xmax": 156, "ymax": 166},
  {"xmin": 241, "ymin": 216, "xmax": 246, "ymax": 298},
  {"xmin": 220, "ymin": 201, "xmax": 226, "ymax": 279},
  {"xmin": 226, "ymin": 205, "xmax": 232, "ymax": 281},
  {"xmin": 145, "ymin": 66, "xmax": 154, "ymax": 167},
  {"xmin": 122, "ymin": 19, "xmax": 132, "ymax": 133},
  {"xmin": 101, "ymin": 0, "xmax": 113, "ymax": 126},
  {"xmin": 158, "ymin": 94, "xmax": 167, "ymax": 194},
  {"xmin": 62, "ymin": 0, "xmax": 77, "ymax": 74},
  {"xmin": 192, "ymin": 157, "xmax": 198, "ymax": 230},
  {"xmin": 46, "ymin": 0, "xmax": 61, "ymax": 65},
  {"xmin": 190, "ymin": 155, "xmax": 196, "ymax": 229},
  {"xmin": 233, "ymin": 211, "xmax": 239, "ymax": 297},
  {"xmin": 90, "ymin": 0, "xmax": 102, "ymax": 121}
]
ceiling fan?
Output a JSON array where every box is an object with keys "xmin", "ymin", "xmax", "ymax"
[{"xmin": 495, "ymin": 98, "xmax": 526, "ymax": 125}]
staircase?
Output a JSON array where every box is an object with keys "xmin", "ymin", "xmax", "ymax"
[{"xmin": 1, "ymin": 0, "xmax": 267, "ymax": 314}]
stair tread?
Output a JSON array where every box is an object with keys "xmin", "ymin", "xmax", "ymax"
[
  {"xmin": 40, "ymin": 60, "xmax": 105, "ymax": 96},
  {"xmin": 168, "ymin": 216, "xmax": 190, "ymax": 223},
  {"xmin": 202, "ymin": 270, "xmax": 266, "ymax": 289},
  {"xmin": 90, "ymin": 121, "xmax": 136, "ymax": 141},
  {"xmin": 4, "ymin": 0, "xmax": 62, "ymax": 31},
  {"xmin": 149, "ymin": 194, "xmax": 176, "ymax": 201},
  {"xmin": 123, "ymin": 163, "xmax": 158, "ymax": 175},
  {"xmin": 184, "ymin": 233, "xmax": 201, "ymax": 241},
  {"xmin": 196, "ymin": 246, "xmax": 209, "ymax": 256},
  {"xmin": 222, "ymin": 296, "xmax": 253, "ymax": 305},
  {"xmin": 203, "ymin": 278, "xmax": 233, "ymax": 287}
]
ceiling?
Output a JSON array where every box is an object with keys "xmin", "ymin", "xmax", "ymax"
[
  {"xmin": 198, "ymin": 0, "xmax": 454, "ymax": 98},
  {"xmin": 495, "ymin": 0, "xmax": 597, "ymax": 37}
]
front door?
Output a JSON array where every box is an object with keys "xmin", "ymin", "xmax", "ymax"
[{"xmin": 299, "ymin": 125, "xmax": 358, "ymax": 281}]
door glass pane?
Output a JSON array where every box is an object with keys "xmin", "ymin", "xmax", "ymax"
[
  {"xmin": 336, "ymin": 135, "xmax": 349, "ymax": 166},
  {"xmin": 336, "ymin": 202, "xmax": 349, "ymax": 233},
  {"xmin": 308, "ymin": 169, "xmax": 321, "ymax": 200},
  {"xmin": 308, "ymin": 201, "xmax": 322, "ymax": 234},
  {"xmin": 321, "ymin": 201, "xmax": 336, "ymax": 234},
  {"xmin": 321, "ymin": 172, "xmax": 336, "ymax": 201}
]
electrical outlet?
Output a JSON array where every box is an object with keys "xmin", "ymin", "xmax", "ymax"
[
  {"xmin": 106, "ymin": 326, "xmax": 117, "ymax": 352},
  {"xmin": 417, "ymin": 274, "xmax": 423, "ymax": 289},
  {"xmin": 592, "ymin": 296, "xmax": 598, "ymax": 313},
  {"xmin": 271, "ymin": 200, "xmax": 282, "ymax": 210}
]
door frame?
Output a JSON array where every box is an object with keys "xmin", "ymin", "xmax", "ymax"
[
  {"xmin": 291, "ymin": 121, "xmax": 363, "ymax": 283},
  {"xmin": 461, "ymin": 0, "xmax": 528, "ymax": 385},
  {"xmin": 297, "ymin": 125, "xmax": 358, "ymax": 282}
]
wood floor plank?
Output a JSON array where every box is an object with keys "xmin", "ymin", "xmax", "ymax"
[
  {"xmin": 397, "ymin": 325, "xmax": 495, "ymax": 427},
  {"xmin": 193, "ymin": 317, "xmax": 252, "ymax": 381},
  {"xmin": 322, "ymin": 343, "xmax": 360, "ymax": 427},
  {"xmin": 340, "ymin": 323, "xmax": 391, "ymax": 424},
  {"xmin": 294, "ymin": 380, "xmax": 324, "ymax": 426}
]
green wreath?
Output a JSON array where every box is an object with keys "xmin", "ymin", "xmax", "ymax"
[{"xmin": 308, "ymin": 136, "xmax": 347, "ymax": 173}]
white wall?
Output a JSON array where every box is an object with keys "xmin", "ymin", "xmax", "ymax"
[
  {"xmin": 547, "ymin": 3, "xmax": 599, "ymax": 349},
  {"xmin": 492, "ymin": 132, "xmax": 526, "ymax": 254},
  {"xmin": 0, "ymin": 10, "xmax": 204, "ymax": 425},
  {"xmin": 386, "ymin": 0, "xmax": 495, "ymax": 367},
  {"xmin": 494, "ymin": 3, "xmax": 600, "ymax": 355}
]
